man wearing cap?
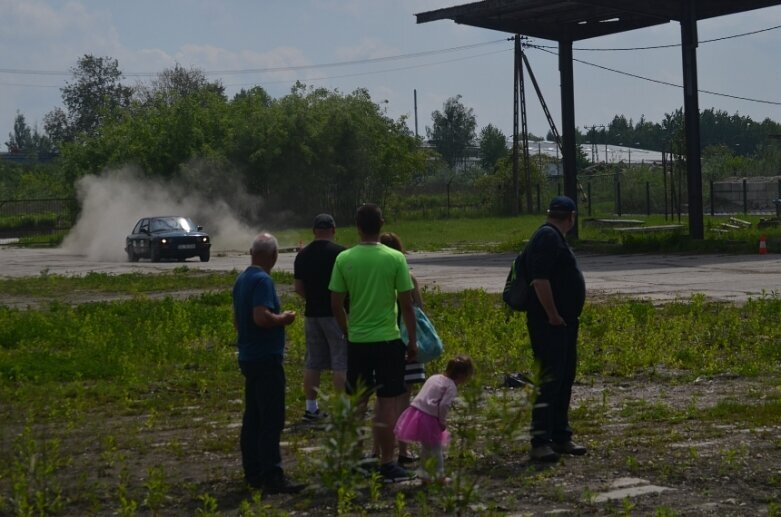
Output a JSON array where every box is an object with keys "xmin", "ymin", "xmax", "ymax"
[
  {"xmin": 524, "ymin": 195, "xmax": 587, "ymax": 463},
  {"xmin": 294, "ymin": 213, "xmax": 347, "ymax": 421}
]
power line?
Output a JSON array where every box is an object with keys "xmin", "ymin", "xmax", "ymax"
[
  {"xmin": 529, "ymin": 23, "xmax": 781, "ymax": 51},
  {"xmin": 528, "ymin": 45, "xmax": 781, "ymax": 106},
  {"xmin": 225, "ymin": 48, "xmax": 512, "ymax": 87},
  {"xmin": 0, "ymin": 39, "xmax": 507, "ymax": 78}
]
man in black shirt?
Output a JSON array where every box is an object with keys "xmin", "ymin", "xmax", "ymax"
[
  {"xmin": 294, "ymin": 213, "xmax": 347, "ymax": 420},
  {"xmin": 524, "ymin": 196, "xmax": 587, "ymax": 462}
]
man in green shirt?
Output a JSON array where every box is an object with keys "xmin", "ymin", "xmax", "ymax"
[{"xmin": 329, "ymin": 203, "xmax": 418, "ymax": 483}]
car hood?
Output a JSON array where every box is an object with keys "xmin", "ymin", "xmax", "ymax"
[{"xmin": 151, "ymin": 230, "xmax": 209, "ymax": 238}]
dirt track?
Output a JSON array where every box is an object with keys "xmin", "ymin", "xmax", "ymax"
[{"xmin": 2, "ymin": 246, "xmax": 780, "ymax": 303}]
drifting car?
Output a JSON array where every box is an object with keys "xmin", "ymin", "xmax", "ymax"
[{"xmin": 125, "ymin": 216, "xmax": 211, "ymax": 262}]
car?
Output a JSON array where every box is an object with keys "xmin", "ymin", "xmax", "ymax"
[{"xmin": 125, "ymin": 216, "xmax": 211, "ymax": 262}]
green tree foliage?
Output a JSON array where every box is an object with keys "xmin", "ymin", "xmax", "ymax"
[
  {"xmin": 54, "ymin": 72, "xmax": 425, "ymax": 223},
  {"xmin": 47, "ymin": 55, "xmax": 133, "ymax": 143},
  {"xmin": 136, "ymin": 64, "xmax": 226, "ymax": 105},
  {"xmin": 478, "ymin": 124, "xmax": 508, "ymax": 172},
  {"xmin": 5, "ymin": 111, "xmax": 32, "ymax": 152},
  {"xmin": 427, "ymin": 95, "xmax": 477, "ymax": 169},
  {"xmin": 5, "ymin": 111, "xmax": 55, "ymax": 157}
]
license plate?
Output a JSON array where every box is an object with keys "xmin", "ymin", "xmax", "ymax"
[{"xmin": 178, "ymin": 244, "xmax": 196, "ymax": 249}]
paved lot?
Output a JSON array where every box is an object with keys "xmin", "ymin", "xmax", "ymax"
[{"xmin": 2, "ymin": 246, "xmax": 779, "ymax": 302}]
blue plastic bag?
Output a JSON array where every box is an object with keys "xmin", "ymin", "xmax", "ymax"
[{"xmin": 399, "ymin": 306, "xmax": 444, "ymax": 363}]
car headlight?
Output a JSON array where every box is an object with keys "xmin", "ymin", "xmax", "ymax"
[
  {"xmin": 161, "ymin": 238, "xmax": 167, "ymax": 244},
  {"xmin": 202, "ymin": 237, "xmax": 209, "ymax": 243}
]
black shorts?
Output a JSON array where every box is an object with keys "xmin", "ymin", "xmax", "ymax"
[{"xmin": 346, "ymin": 339, "xmax": 406, "ymax": 398}]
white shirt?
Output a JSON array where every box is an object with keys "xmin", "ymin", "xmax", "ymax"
[{"xmin": 410, "ymin": 374, "xmax": 458, "ymax": 426}]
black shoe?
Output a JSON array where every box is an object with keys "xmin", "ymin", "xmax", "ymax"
[
  {"xmin": 529, "ymin": 444, "xmax": 560, "ymax": 463},
  {"xmin": 303, "ymin": 409, "xmax": 327, "ymax": 421},
  {"xmin": 261, "ymin": 475, "xmax": 306, "ymax": 494},
  {"xmin": 379, "ymin": 462, "xmax": 416, "ymax": 483},
  {"xmin": 552, "ymin": 440, "xmax": 587, "ymax": 456},
  {"xmin": 398, "ymin": 454, "xmax": 418, "ymax": 466}
]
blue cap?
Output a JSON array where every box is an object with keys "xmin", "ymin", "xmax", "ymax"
[{"xmin": 548, "ymin": 195, "xmax": 576, "ymax": 213}]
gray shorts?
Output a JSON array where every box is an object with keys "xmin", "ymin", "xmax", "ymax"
[{"xmin": 304, "ymin": 317, "xmax": 348, "ymax": 372}]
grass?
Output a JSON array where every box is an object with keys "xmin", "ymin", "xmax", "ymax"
[
  {"xmin": 6, "ymin": 213, "xmax": 780, "ymax": 254},
  {"xmin": 1, "ymin": 272, "xmax": 780, "ymax": 514},
  {"xmin": 266, "ymin": 213, "xmax": 781, "ymax": 254}
]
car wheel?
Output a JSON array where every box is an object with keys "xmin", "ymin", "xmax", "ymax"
[
  {"xmin": 200, "ymin": 249, "xmax": 210, "ymax": 262},
  {"xmin": 150, "ymin": 245, "xmax": 161, "ymax": 262}
]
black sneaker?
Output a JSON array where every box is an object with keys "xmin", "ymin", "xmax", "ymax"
[
  {"xmin": 261, "ymin": 475, "xmax": 307, "ymax": 494},
  {"xmin": 398, "ymin": 454, "xmax": 418, "ymax": 466},
  {"xmin": 552, "ymin": 440, "xmax": 587, "ymax": 456},
  {"xmin": 303, "ymin": 409, "xmax": 327, "ymax": 421},
  {"xmin": 379, "ymin": 462, "xmax": 416, "ymax": 483},
  {"xmin": 529, "ymin": 444, "xmax": 560, "ymax": 463}
]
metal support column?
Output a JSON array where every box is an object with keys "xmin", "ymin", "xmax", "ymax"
[
  {"xmin": 559, "ymin": 39, "xmax": 578, "ymax": 237},
  {"xmin": 512, "ymin": 35, "xmax": 520, "ymax": 216},
  {"xmin": 681, "ymin": 0, "xmax": 704, "ymax": 238}
]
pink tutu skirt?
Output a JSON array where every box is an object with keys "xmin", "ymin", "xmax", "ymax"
[{"xmin": 394, "ymin": 407, "xmax": 450, "ymax": 446}]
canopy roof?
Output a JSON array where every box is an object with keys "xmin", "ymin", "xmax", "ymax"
[{"xmin": 416, "ymin": 0, "xmax": 781, "ymax": 41}]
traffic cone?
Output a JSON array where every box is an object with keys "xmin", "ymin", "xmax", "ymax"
[{"xmin": 759, "ymin": 234, "xmax": 768, "ymax": 255}]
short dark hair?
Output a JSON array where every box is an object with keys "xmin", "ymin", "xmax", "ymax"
[
  {"xmin": 379, "ymin": 232, "xmax": 405, "ymax": 253},
  {"xmin": 355, "ymin": 204, "xmax": 383, "ymax": 235},
  {"xmin": 445, "ymin": 355, "xmax": 475, "ymax": 381}
]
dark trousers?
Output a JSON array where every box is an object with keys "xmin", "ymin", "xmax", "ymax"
[
  {"xmin": 239, "ymin": 356, "xmax": 285, "ymax": 482},
  {"xmin": 526, "ymin": 317, "xmax": 579, "ymax": 447}
]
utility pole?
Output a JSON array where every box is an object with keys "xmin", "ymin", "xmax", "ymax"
[{"xmin": 413, "ymin": 89, "xmax": 419, "ymax": 139}]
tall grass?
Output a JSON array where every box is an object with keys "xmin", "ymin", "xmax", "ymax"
[{"xmin": 1, "ymin": 276, "xmax": 779, "ymax": 514}]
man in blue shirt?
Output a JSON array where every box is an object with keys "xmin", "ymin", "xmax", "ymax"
[{"xmin": 233, "ymin": 232, "xmax": 304, "ymax": 493}]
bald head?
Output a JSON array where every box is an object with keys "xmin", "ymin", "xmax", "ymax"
[{"xmin": 250, "ymin": 232, "xmax": 279, "ymax": 269}]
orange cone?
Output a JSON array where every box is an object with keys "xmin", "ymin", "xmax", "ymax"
[{"xmin": 759, "ymin": 235, "xmax": 768, "ymax": 255}]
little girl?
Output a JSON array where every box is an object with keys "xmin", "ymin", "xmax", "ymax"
[{"xmin": 394, "ymin": 355, "xmax": 475, "ymax": 480}]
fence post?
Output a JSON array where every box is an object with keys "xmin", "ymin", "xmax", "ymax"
[
  {"xmin": 709, "ymin": 180, "xmax": 714, "ymax": 216},
  {"xmin": 777, "ymin": 179, "xmax": 781, "ymax": 217},
  {"xmin": 616, "ymin": 180, "xmax": 622, "ymax": 217},
  {"xmin": 646, "ymin": 181, "xmax": 650, "ymax": 216},
  {"xmin": 588, "ymin": 182, "xmax": 592, "ymax": 217},
  {"xmin": 557, "ymin": 182, "xmax": 562, "ymax": 196},
  {"xmin": 742, "ymin": 179, "xmax": 747, "ymax": 215},
  {"xmin": 536, "ymin": 183, "xmax": 541, "ymax": 213}
]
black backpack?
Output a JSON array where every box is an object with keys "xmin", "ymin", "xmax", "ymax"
[{"xmin": 503, "ymin": 250, "xmax": 530, "ymax": 311}]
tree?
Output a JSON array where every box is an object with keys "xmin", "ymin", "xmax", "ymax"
[
  {"xmin": 55, "ymin": 54, "xmax": 133, "ymax": 140},
  {"xmin": 5, "ymin": 111, "xmax": 55, "ymax": 157},
  {"xmin": 5, "ymin": 111, "xmax": 33, "ymax": 152},
  {"xmin": 137, "ymin": 64, "xmax": 225, "ymax": 105},
  {"xmin": 478, "ymin": 124, "xmax": 507, "ymax": 172},
  {"xmin": 427, "ymin": 95, "xmax": 476, "ymax": 169}
]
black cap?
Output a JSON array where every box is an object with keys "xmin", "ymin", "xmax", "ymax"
[
  {"xmin": 548, "ymin": 195, "xmax": 576, "ymax": 214},
  {"xmin": 313, "ymin": 213, "xmax": 336, "ymax": 229}
]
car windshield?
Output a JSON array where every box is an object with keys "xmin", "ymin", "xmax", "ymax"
[{"xmin": 150, "ymin": 217, "xmax": 195, "ymax": 233}]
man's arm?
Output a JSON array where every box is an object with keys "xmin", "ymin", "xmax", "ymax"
[
  {"xmin": 253, "ymin": 306, "xmax": 296, "ymax": 328},
  {"xmin": 294, "ymin": 279, "xmax": 306, "ymax": 298},
  {"xmin": 531, "ymin": 279, "xmax": 566, "ymax": 326},
  {"xmin": 398, "ymin": 290, "xmax": 417, "ymax": 362},
  {"xmin": 331, "ymin": 291, "xmax": 348, "ymax": 335}
]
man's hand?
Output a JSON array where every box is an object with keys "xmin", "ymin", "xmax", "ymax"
[
  {"xmin": 280, "ymin": 310, "xmax": 296, "ymax": 326},
  {"xmin": 405, "ymin": 339, "xmax": 418, "ymax": 363},
  {"xmin": 548, "ymin": 313, "xmax": 566, "ymax": 326}
]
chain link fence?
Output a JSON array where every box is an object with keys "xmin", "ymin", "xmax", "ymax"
[{"xmin": 0, "ymin": 198, "xmax": 77, "ymax": 239}]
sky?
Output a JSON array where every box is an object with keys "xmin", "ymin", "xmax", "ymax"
[{"xmin": 2, "ymin": 0, "xmax": 781, "ymax": 147}]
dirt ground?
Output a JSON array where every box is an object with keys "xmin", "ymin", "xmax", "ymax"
[
  {"xmin": 35, "ymin": 367, "xmax": 779, "ymax": 516},
  {"xmin": 2, "ymin": 248, "xmax": 780, "ymax": 515}
]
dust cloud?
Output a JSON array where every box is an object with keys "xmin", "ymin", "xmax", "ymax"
[{"xmin": 61, "ymin": 165, "xmax": 264, "ymax": 261}]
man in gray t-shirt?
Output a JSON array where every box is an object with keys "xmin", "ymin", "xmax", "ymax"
[{"xmin": 294, "ymin": 213, "xmax": 346, "ymax": 421}]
